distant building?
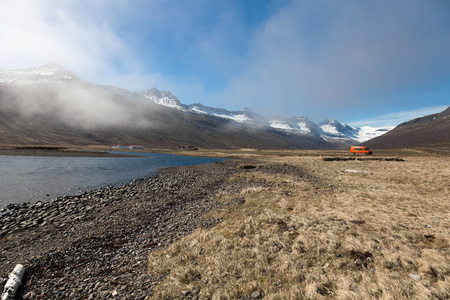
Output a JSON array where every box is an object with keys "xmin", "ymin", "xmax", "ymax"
[
  {"xmin": 112, "ymin": 144, "xmax": 144, "ymax": 150},
  {"xmin": 177, "ymin": 145, "xmax": 198, "ymax": 151}
]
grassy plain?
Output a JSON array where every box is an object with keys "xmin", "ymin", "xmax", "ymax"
[{"xmin": 147, "ymin": 151, "xmax": 449, "ymax": 299}]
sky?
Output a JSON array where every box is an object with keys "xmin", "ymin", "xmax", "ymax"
[{"xmin": 0, "ymin": 0, "xmax": 449, "ymax": 127}]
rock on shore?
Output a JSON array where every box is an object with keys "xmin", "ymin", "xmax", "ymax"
[{"xmin": 0, "ymin": 159, "xmax": 261, "ymax": 299}]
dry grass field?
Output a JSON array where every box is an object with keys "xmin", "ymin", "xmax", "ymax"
[{"xmin": 147, "ymin": 152, "xmax": 449, "ymax": 299}]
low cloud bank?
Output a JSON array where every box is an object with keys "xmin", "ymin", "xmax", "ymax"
[{"xmin": 2, "ymin": 83, "xmax": 154, "ymax": 130}]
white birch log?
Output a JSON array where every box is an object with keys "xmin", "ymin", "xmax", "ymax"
[{"xmin": 2, "ymin": 264, "xmax": 25, "ymax": 300}]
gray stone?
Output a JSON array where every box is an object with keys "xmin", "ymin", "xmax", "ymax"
[{"xmin": 0, "ymin": 160, "xmax": 269, "ymax": 298}]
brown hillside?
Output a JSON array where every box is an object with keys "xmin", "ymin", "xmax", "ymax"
[
  {"xmin": 0, "ymin": 86, "xmax": 336, "ymax": 150},
  {"xmin": 365, "ymin": 107, "xmax": 450, "ymax": 150}
]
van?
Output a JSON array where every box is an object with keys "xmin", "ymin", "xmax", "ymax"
[{"xmin": 350, "ymin": 146, "xmax": 372, "ymax": 155}]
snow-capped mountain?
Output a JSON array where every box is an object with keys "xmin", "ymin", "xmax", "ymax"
[
  {"xmin": 0, "ymin": 64, "xmax": 392, "ymax": 144},
  {"xmin": 319, "ymin": 119, "xmax": 359, "ymax": 142},
  {"xmin": 289, "ymin": 116, "xmax": 325, "ymax": 136},
  {"xmin": 319, "ymin": 119, "xmax": 393, "ymax": 143},
  {"xmin": 319, "ymin": 119, "xmax": 358, "ymax": 137},
  {"xmin": 268, "ymin": 116, "xmax": 322, "ymax": 135},
  {"xmin": 265, "ymin": 116, "xmax": 390, "ymax": 142}
]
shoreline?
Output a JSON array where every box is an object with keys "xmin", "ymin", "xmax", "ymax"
[
  {"xmin": 0, "ymin": 159, "xmax": 252, "ymax": 299},
  {"xmin": 0, "ymin": 150, "xmax": 226, "ymax": 211}
]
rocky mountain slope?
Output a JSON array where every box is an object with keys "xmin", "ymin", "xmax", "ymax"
[
  {"xmin": 0, "ymin": 64, "xmax": 390, "ymax": 148},
  {"xmin": 365, "ymin": 106, "xmax": 450, "ymax": 149},
  {"xmin": 0, "ymin": 65, "xmax": 336, "ymax": 149}
]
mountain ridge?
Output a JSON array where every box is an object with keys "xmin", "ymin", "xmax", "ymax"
[
  {"xmin": 365, "ymin": 106, "xmax": 450, "ymax": 149},
  {"xmin": 0, "ymin": 64, "xmax": 393, "ymax": 148}
]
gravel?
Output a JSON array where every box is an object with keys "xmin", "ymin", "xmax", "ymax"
[
  {"xmin": 0, "ymin": 159, "xmax": 313, "ymax": 299},
  {"xmin": 0, "ymin": 159, "xmax": 249, "ymax": 299}
]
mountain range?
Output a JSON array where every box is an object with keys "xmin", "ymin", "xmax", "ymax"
[
  {"xmin": 136, "ymin": 86, "xmax": 393, "ymax": 143},
  {"xmin": 0, "ymin": 64, "xmax": 393, "ymax": 149}
]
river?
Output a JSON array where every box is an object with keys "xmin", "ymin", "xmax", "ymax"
[{"xmin": 0, "ymin": 152, "xmax": 224, "ymax": 207}]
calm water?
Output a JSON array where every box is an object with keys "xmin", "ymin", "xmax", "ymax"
[{"xmin": 0, "ymin": 152, "xmax": 224, "ymax": 207}]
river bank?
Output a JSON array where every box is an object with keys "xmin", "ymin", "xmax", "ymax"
[{"xmin": 0, "ymin": 159, "xmax": 256, "ymax": 299}]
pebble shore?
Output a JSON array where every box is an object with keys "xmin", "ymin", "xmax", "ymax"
[{"xmin": 0, "ymin": 159, "xmax": 258, "ymax": 299}]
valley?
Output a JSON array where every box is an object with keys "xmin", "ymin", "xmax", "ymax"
[{"xmin": 0, "ymin": 150, "xmax": 448, "ymax": 299}]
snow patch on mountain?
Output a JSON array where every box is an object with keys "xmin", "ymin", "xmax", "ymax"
[
  {"xmin": 291, "ymin": 116, "xmax": 324, "ymax": 135},
  {"xmin": 268, "ymin": 116, "xmax": 321, "ymax": 135},
  {"xmin": 189, "ymin": 104, "xmax": 208, "ymax": 115},
  {"xmin": 187, "ymin": 103, "xmax": 251, "ymax": 123},
  {"xmin": 296, "ymin": 121, "xmax": 311, "ymax": 133},
  {"xmin": 320, "ymin": 124, "xmax": 340, "ymax": 135},
  {"xmin": 355, "ymin": 125, "xmax": 394, "ymax": 142},
  {"xmin": 141, "ymin": 88, "xmax": 187, "ymax": 111},
  {"xmin": 217, "ymin": 113, "xmax": 251, "ymax": 123},
  {"xmin": 269, "ymin": 120, "xmax": 296, "ymax": 131}
]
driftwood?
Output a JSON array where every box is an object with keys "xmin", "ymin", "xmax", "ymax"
[
  {"xmin": 344, "ymin": 169, "xmax": 372, "ymax": 174},
  {"xmin": 2, "ymin": 264, "xmax": 25, "ymax": 300}
]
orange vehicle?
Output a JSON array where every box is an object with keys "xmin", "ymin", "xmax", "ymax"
[{"xmin": 350, "ymin": 146, "xmax": 372, "ymax": 155}]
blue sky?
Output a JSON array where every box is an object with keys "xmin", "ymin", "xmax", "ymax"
[{"xmin": 1, "ymin": 0, "xmax": 449, "ymax": 127}]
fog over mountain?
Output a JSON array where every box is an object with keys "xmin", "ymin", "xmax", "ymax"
[{"xmin": 0, "ymin": 64, "xmax": 392, "ymax": 148}]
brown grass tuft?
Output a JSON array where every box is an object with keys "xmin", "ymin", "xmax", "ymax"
[{"xmin": 148, "ymin": 156, "xmax": 450, "ymax": 299}]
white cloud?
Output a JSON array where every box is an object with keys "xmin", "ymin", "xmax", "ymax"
[
  {"xmin": 348, "ymin": 105, "xmax": 449, "ymax": 128},
  {"xmin": 0, "ymin": 0, "xmax": 164, "ymax": 90},
  {"xmin": 1, "ymin": 0, "xmax": 449, "ymax": 122},
  {"xmin": 216, "ymin": 0, "xmax": 450, "ymax": 120},
  {"xmin": 0, "ymin": 0, "xmax": 244, "ymax": 96},
  {"xmin": 1, "ymin": 2, "xmax": 107, "ymax": 69}
]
